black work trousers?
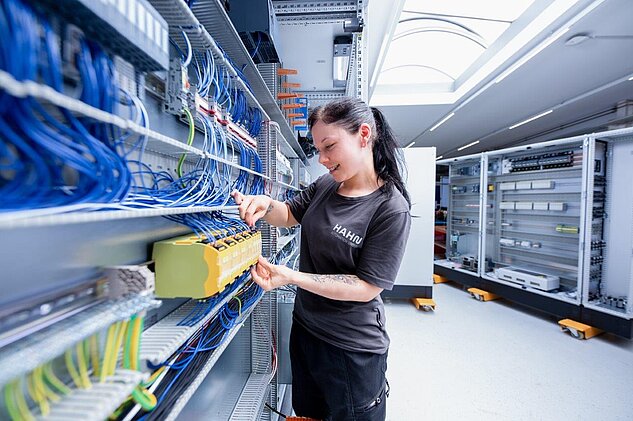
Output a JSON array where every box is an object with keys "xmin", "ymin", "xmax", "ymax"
[{"xmin": 290, "ymin": 320, "xmax": 388, "ymax": 421}]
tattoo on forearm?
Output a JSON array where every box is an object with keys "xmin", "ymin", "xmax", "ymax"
[
  {"xmin": 265, "ymin": 203, "xmax": 274, "ymax": 215},
  {"xmin": 310, "ymin": 274, "xmax": 360, "ymax": 286}
]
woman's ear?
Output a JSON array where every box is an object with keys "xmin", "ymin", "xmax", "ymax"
[{"xmin": 359, "ymin": 123, "xmax": 372, "ymax": 148}]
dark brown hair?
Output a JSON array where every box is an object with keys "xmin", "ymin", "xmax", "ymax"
[{"xmin": 308, "ymin": 97, "xmax": 410, "ymax": 206}]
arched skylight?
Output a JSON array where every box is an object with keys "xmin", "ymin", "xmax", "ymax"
[{"xmin": 373, "ymin": 0, "xmax": 537, "ymax": 98}]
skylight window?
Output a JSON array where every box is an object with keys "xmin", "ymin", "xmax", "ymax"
[
  {"xmin": 377, "ymin": 0, "xmax": 536, "ymax": 88},
  {"xmin": 372, "ymin": 0, "xmax": 540, "ymax": 103}
]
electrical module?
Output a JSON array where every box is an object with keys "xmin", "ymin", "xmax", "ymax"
[
  {"xmin": 153, "ymin": 230, "xmax": 262, "ymax": 299},
  {"xmin": 494, "ymin": 267, "xmax": 560, "ymax": 291}
]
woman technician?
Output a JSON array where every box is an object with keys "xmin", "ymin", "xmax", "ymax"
[{"xmin": 232, "ymin": 97, "xmax": 411, "ymax": 420}]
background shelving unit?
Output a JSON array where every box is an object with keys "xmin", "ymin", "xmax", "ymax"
[{"xmin": 435, "ymin": 128, "xmax": 633, "ymax": 338}]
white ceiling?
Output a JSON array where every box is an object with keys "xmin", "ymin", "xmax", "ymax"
[
  {"xmin": 272, "ymin": 0, "xmax": 633, "ymax": 159},
  {"xmin": 377, "ymin": 0, "xmax": 633, "ymax": 157}
]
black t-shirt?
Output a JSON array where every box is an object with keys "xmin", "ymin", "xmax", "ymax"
[{"xmin": 286, "ymin": 174, "xmax": 411, "ymax": 354}]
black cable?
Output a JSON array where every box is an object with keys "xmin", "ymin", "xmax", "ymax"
[{"xmin": 265, "ymin": 402, "xmax": 287, "ymax": 418}]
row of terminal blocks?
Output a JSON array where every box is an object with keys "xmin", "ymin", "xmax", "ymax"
[
  {"xmin": 500, "ymin": 201, "xmax": 566, "ymax": 211},
  {"xmin": 153, "ymin": 230, "xmax": 262, "ymax": 299}
]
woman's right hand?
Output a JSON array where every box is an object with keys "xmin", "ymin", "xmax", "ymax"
[{"xmin": 231, "ymin": 190, "xmax": 273, "ymax": 227}]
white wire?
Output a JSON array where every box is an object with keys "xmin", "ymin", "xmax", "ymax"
[{"xmin": 182, "ymin": 31, "xmax": 192, "ymax": 68}]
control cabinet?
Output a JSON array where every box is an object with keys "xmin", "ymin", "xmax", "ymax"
[
  {"xmin": 483, "ymin": 140, "xmax": 586, "ymax": 303},
  {"xmin": 442, "ymin": 156, "xmax": 484, "ymax": 275},
  {"xmin": 436, "ymin": 127, "xmax": 633, "ymax": 336},
  {"xmin": 581, "ymin": 130, "xmax": 633, "ymax": 320}
]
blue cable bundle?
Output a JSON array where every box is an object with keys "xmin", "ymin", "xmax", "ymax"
[
  {"xmin": 163, "ymin": 210, "xmax": 250, "ymax": 247},
  {"xmin": 273, "ymin": 237, "xmax": 298, "ymax": 265},
  {"xmin": 123, "ymin": 105, "xmax": 263, "ymax": 212},
  {"xmin": 177, "ymin": 272, "xmax": 248, "ymax": 327},
  {"xmin": 0, "ymin": 0, "xmax": 269, "ymax": 283},
  {"xmin": 188, "ymin": 38, "xmax": 262, "ymax": 137},
  {"xmin": 0, "ymin": 0, "xmax": 132, "ymax": 211},
  {"xmin": 138, "ymin": 278, "xmax": 263, "ymax": 421}
]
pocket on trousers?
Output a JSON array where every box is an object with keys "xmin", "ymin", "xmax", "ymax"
[{"xmin": 354, "ymin": 383, "xmax": 386, "ymax": 414}]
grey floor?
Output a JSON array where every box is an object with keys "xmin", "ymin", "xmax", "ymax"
[{"xmin": 384, "ymin": 282, "xmax": 633, "ymax": 420}]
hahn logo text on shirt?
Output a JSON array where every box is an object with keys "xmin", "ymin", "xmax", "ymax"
[{"xmin": 332, "ymin": 224, "xmax": 363, "ymax": 246}]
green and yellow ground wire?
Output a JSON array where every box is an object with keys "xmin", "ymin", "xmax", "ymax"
[
  {"xmin": 64, "ymin": 348, "xmax": 83, "ymax": 389},
  {"xmin": 176, "ymin": 107, "xmax": 196, "ymax": 179},
  {"xmin": 26, "ymin": 369, "xmax": 50, "ymax": 416},
  {"xmin": 43, "ymin": 362, "xmax": 71, "ymax": 395},
  {"xmin": 90, "ymin": 334, "xmax": 101, "ymax": 378},
  {"xmin": 3, "ymin": 313, "xmax": 153, "ymax": 420},
  {"xmin": 76, "ymin": 341, "xmax": 92, "ymax": 389}
]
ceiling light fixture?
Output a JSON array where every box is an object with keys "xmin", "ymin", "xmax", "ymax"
[
  {"xmin": 436, "ymin": 155, "xmax": 444, "ymax": 160},
  {"xmin": 566, "ymin": 33, "xmax": 633, "ymax": 46},
  {"xmin": 509, "ymin": 109, "xmax": 554, "ymax": 130},
  {"xmin": 429, "ymin": 112, "xmax": 455, "ymax": 132},
  {"xmin": 457, "ymin": 140, "xmax": 479, "ymax": 151},
  {"xmin": 565, "ymin": 32, "xmax": 591, "ymax": 46},
  {"xmin": 404, "ymin": 141, "xmax": 415, "ymax": 148},
  {"xmin": 495, "ymin": 27, "xmax": 570, "ymax": 84},
  {"xmin": 629, "ymin": 76, "xmax": 633, "ymax": 81}
]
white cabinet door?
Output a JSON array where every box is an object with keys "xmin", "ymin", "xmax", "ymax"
[{"xmin": 395, "ymin": 147, "xmax": 436, "ymax": 287}]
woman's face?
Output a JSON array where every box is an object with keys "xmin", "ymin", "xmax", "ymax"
[{"xmin": 311, "ymin": 120, "xmax": 371, "ymax": 182}]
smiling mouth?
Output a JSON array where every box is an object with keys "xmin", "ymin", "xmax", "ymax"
[{"xmin": 328, "ymin": 164, "xmax": 340, "ymax": 173}]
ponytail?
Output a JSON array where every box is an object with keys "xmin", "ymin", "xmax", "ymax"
[
  {"xmin": 370, "ymin": 107, "xmax": 410, "ymax": 207},
  {"xmin": 309, "ymin": 97, "xmax": 411, "ymax": 207}
]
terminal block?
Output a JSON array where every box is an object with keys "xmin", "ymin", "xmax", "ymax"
[
  {"xmin": 153, "ymin": 231, "xmax": 262, "ymax": 299},
  {"xmin": 105, "ymin": 263, "xmax": 155, "ymax": 298}
]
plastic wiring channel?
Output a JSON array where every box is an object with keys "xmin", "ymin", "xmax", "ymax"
[
  {"xmin": 139, "ymin": 274, "xmax": 252, "ymax": 367},
  {"xmin": 0, "ymin": 294, "xmax": 159, "ymax": 387},
  {"xmin": 160, "ymin": 300, "xmax": 261, "ymax": 421},
  {"xmin": 122, "ymin": 280, "xmax": 262, "ymax": 421},
  {"xmin": 43, "ymin": 369, "xmax": 147, "ymax": 421}
]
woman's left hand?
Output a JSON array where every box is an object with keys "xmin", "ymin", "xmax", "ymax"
[{"xmin": 250, "ymin": 255, "xmax": 293, "ymax": 291}]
